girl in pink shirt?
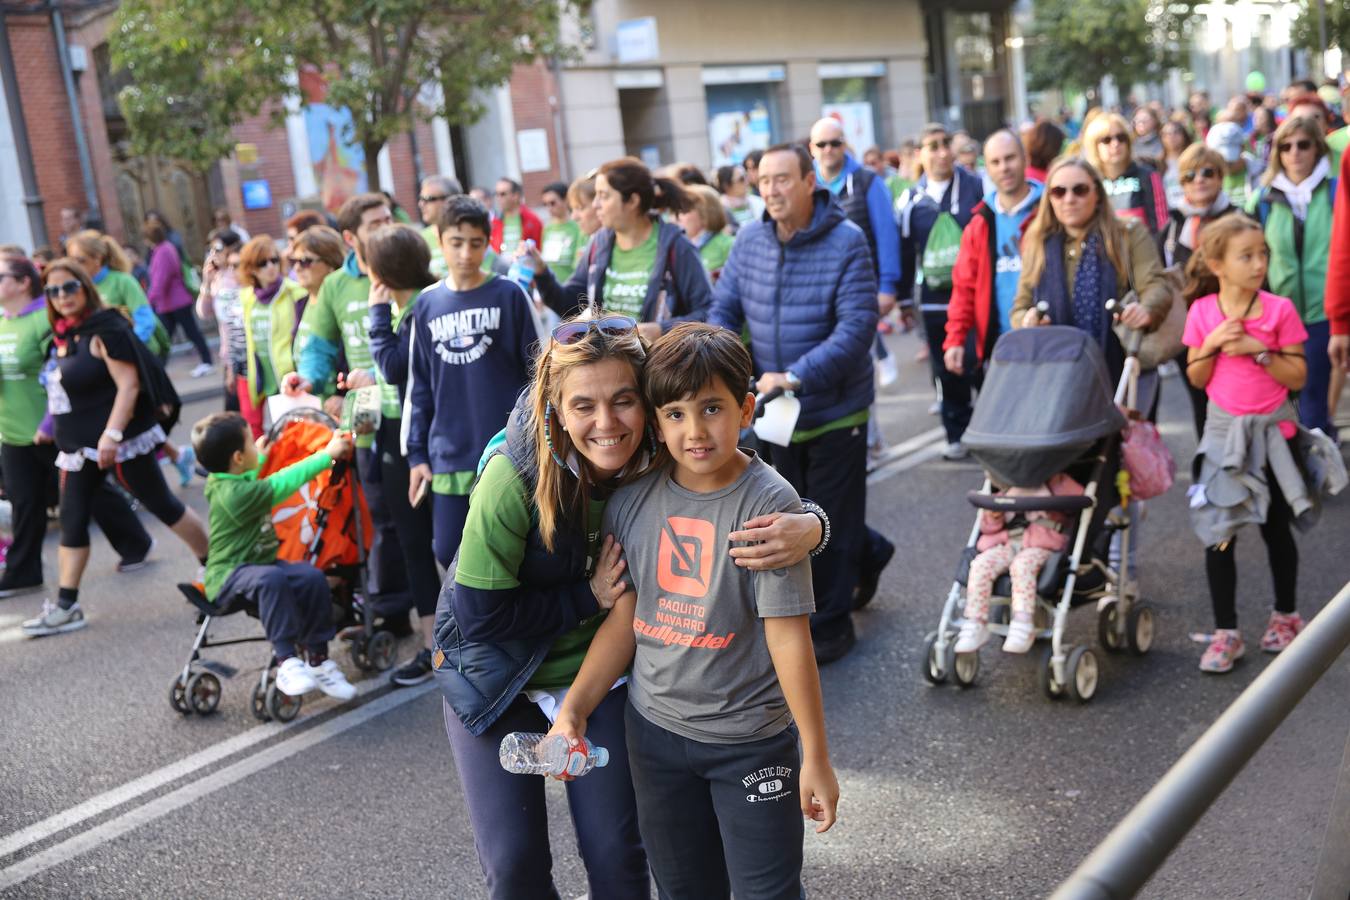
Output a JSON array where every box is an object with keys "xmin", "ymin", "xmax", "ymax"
[{"xmin": 1182, "ymin": 216, "xmax": 1308, "ymax": 673}]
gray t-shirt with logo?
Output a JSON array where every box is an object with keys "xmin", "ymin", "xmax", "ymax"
[{"xmin": 603, "ymin": 455, "xmax": 815, "ymax": 744}]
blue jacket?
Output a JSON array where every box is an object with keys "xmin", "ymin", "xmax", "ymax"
[
  {"xmin": 708, "ymin": 189, "xmax": 878, "ymax": 429},
  {"xmin": 816, "ymin": 152, "xmax": 901, "ymax": 295},
  {"xmin": 432, "ymin": 395, "xmax": 599, "ymax": 736},
  {"xmin": 534, "ymin": 218, "xmax": 711, "ymax": 330},
  {"xmin": 897, "ymin": 166, "xmax": 984, "ymax": 310}
]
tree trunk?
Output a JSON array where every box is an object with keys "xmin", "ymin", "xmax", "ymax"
[{"xmin": 363, "ymin": 142, "xmax": 383, "ymax": 196}]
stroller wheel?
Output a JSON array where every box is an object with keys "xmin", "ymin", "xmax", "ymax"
[
  {"xmin": 953, "ymin": 651, "xmax": 979, "ymax": 688},
  {"xmin": 1065, "ymin": 646, "xmax": 1099, "ymax": 703},
  {"xmin": 921, "ymin": 632, "xmax": 952, "ymax": 685},
  {"xmin": 1097, "ymin": 602, "xmax": 1124, "ymax": 653},
  {"xmin": 1040, "ymin": 646, "xmax": 1065, "ymax": 700},
  {"xmin": 368, "ymin": 631, "xmax": 397, "ymax": 671},
  {"xmin": 1127, "ymin": 604, "xmax": 1156, "ymax": 656},
  {"xmin": 265, "ymin": 683, "xmax": 302, "ymax": 723},
  {"xmin": 250, "ymin": 681, "xmax": 271, "ymax": 721},
  {"xmin": 186, "ymin": 672, "xmax": 222, "ymax": 715},
  {"xmin": 350, "ymin": 637, "xmax": 373, "ymax": 671},
  {"xmin": 169, "ymin": 676, "xmax": 191, "ymax": 715}
]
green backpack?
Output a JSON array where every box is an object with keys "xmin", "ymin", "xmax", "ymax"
[{"xmin": 921, "ymin": 210, "xmax": 963, "ymax": 293}]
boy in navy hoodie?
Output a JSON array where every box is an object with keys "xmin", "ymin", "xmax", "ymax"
[{"xmin": 405, "ymin": 196, "xmax": 541, "ymax": 567}]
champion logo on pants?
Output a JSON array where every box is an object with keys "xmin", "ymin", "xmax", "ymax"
[{"xmin": 741, "ymin": 765, "xmax": 795, "ymax": 803}]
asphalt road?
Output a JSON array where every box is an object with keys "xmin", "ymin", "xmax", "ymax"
[{"xmin": 2, "ymin": 331, "xmax": 1348, "ymax": 899}]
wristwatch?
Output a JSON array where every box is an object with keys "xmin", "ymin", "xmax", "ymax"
[
  {"xmin": 784, "ymin": 371, "xmax": 802, "ymax": 391},
  {"xmin": 1254, "ymin": 351, "xmax": 1272, "ymax": 367},
  {"xmin": 102, "ymin": 427, "xmax": 124, "ymax": 442}
]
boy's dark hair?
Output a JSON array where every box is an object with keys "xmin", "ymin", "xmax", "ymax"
[
  {"xmin": 438, "ymin": 195, "xmax": 491, "ymax": 238},
  {"xmin": 192, "ymin": 412, "xmax": 250, "ymax": 473},
  {"xmin": 366, "ymin": 223, "xmax": 434, "ymax": 290},
  {"xmin": 336, "ymin": 192, "xmax": 389, "ymax": 235},
  {"xmin": 644, "ymin": 323, "xmax": 752, "ymax": 409},
  {"xmin": 541, "ymin": 181, "xmax": 569, "ymax": 200}
]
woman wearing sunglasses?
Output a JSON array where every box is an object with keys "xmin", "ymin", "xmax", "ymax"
[
  {"xmin": 1083, "ymin": 113, "xmax": 1169, "ymax": 238},
  {"xmin": 433, "ymin": 311, "xmax": 824, "ymax": 899},
  {"xmin": 195, "ymin": 229, "xmax": 245, "ymax": 413},
  {"xmin": 527, "ymin": 157, "xmax": 712, "ymax": 342},
  {"xmin": 1159, "ymin": 119, "xmax": 1195, "ymax": 209},
  {"xmin": 1247, "ymin": 115, "xmax": 1338, "ymax": 440},
  {"xmin": 236, "ymin": 235, "xmax": 308, "ymax": 438},
  {"xmin": 22, "ymin": 262, "xmax": 209, "ymax": 637}
]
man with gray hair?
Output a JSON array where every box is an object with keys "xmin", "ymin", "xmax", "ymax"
[
  {"xmin": 417, "ymin": 174, "xmax": 463, "ymax": 278},
  {"xmin": 943, "ymin": 129, "xmax": 1042, "ymax": 377}
]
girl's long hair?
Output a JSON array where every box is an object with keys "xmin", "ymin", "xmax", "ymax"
[
  {"xmin": 1182, "ymin": 214, "xmax": 1266, "ymax": 304},
  {"xmin": 1019, "ymin": 157, "xmax": 1128, "ymax": 291},
  {"xmin": 68, "ymin": 230, "xmax": 131, "ymax": 273},
  {"xmin": 529, "ymin": 312, "xmax": 652, "ymax": 551}
]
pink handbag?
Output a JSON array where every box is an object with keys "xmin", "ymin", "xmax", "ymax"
[{"xmin": 1121, "ymin": 420, "xmax": 1176, "ymax": 500}]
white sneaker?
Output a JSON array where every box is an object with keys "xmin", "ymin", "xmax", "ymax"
[
  {"xmin": 927, "ymin": 400, "xmax": 941, "ymax": 415},
  {"xmin": 942, "ymin": 441, "xmax": 969, "ymax": 461},
  {"xmin": 275, "ymin": 656, "xmax": 318, "ymax": 696},
  {"xmin": 22, "ymin": 600, "xmax": 87, "ymax": 636},
  {"xmin": 1003, "ymin": 617, "xmax": 1036, "ymax": 654},
  {"xmin": 190, "ymin": 362, "xmax": 215, "ymax": 378},
  {"xmin": 308, "ymin": 658, "xmax": 357, "ymax": 700},
  {"xmin": 953, "ymin": 620, "xmax": 989, "ymax": 653}
]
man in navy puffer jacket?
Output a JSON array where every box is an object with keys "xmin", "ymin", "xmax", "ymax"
[{"xmin": 708, "ymin": 142, "xmax": 879, "ymax": 663}]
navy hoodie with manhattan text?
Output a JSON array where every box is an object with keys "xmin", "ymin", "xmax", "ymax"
[{"xmin": 402, "ymin": 275, "xmax": 540, "ymax": 474}]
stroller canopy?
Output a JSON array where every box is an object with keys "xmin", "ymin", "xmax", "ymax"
[{"xmin": 963, "ymin": 326, "xmax": 1126, "ymax": 487}]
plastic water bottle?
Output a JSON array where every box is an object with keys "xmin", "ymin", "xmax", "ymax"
[
  {"xmin": 508, "ymin": 239, "xmax": 536, "ymax": 291},
  {"xmin": 499, "ymin": 732, "xmax": 610, "ymax": 778}
]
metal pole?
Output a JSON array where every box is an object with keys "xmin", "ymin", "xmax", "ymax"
[
  {"xmin": 1318, "ymin": 0, "xmax": 1329, "ymax": 80},
  {"xmin": 51, "ymin": 3, "xmax": 101, "ymax": 224},
  {"xmin": 1052, "ymin": 581, "xmax": 1350, "ymax": 900},
  {"xmin": 0, "ymin": 11, "xmax": 48, "ymax": 247},
  {"xmin": 1310, "ymin": 724, "xmax": 1350, "ymax": 898}
]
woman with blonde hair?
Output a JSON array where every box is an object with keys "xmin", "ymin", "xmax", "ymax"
[
  {"xmin": 1083, "ymin": 112, "xmax": 1169, "ymax": 236},
  {"xmin": 236, "ymin": 235, "xmax": 306, "ymax": 436},
  {"xmin": 1246, "ymin": 115, "xmax": 1338, "ymax": 439},
  {"xmin": 435, "ymin": 312, "xmax": 825, "ymax": 899}
]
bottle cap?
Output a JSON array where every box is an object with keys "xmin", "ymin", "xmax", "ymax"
[{"xmin": 594, "ymin": 746, "xmax": 610, "ymax": 768}]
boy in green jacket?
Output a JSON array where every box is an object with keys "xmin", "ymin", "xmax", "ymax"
[{"xmin": 193, "ymin": 412, "xmax": 358, "ymax": 700}]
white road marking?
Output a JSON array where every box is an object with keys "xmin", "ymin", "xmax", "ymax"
[
  {"xmin": 0, "ymin": 681, "xmax": 436, "ymax": 890},
  {"xmin": 865, "ymin": 427, "xmax": 945, "ymax": 474},
  {"xmin": 0, "ymin": 673, "xmax": 389, "ymax": 861},
  {"xmin": 867, "ymin": 440, "xmax": 948, "ymax": 486}
]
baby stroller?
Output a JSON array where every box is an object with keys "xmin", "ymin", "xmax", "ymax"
[
  {"xmin": 920, "ymin": 322, "xmax": 1157, "ymax": 703},
  {"xmin": 168, "ymin": 405, "xmax": 390, "ymax": 722}
]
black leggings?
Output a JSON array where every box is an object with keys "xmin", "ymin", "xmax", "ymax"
[
  {"xmin": 158, "ymin": 306, "xmax": 212, "ymax": 366},
  {"xmin": 377, "ymin": 417, "xmax": 441, "ymax": 617},
  {"xmin": 60, "ymin": 451, "xmax": 186, "ymax": 548},
  {"xmin": 1205, "ymin": 470, "xmax": 1298, "ymax": 630}
]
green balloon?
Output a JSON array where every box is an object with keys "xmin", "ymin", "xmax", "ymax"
[{"xmin": 1246, "ymin": 71, "xmax": 1267, "ymax": 92}]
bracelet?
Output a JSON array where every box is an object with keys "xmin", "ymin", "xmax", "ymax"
[
  {"xmin": 102, "ymin": 427, "xmax": 124, "ymax": 442},
  {"xmin": 800, "ymin": 499, "xmax": 831, "ymax": 557}
]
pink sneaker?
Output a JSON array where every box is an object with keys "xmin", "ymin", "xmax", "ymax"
[
  {"xmin": 1199, "ymin": 629, "xmax": 1245, "ymax": 674},
  {"xmin": 1259, "ymin": 612, "xmax": 1304, "ymax": 654}
]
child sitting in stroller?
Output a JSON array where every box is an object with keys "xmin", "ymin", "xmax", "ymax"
[
  {"xmin": 954, "ymin": 472, "xmax": 1085, "ymax": 654},
  {"xmin": 193, "ymin": 411, "xmax": 358, "ymax": 700}
]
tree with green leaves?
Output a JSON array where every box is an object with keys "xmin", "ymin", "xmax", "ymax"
[
  {"xmin": 1291, "ymin": 0, "xmax": 1350, "ymax": 69},
  {"xmin": 1026, "ymin": 0, "xmax": 1200, "ymax": 98},
  {"xmin": 112, "ymin": 1, "xmax": 585, "ymax": 183}
]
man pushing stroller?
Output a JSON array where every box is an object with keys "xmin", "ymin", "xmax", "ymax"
[{"xmin": 192, "ymin": 412, "xmax": 358, "ymax": 700}]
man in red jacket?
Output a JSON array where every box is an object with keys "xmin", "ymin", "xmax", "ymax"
[
  {"xmin": 1327, "ymin": 147, "xmax": 1350, "ymax": 373},
  {"xmin": 489, "ymin": 178, "xmax": 543, "ymax": 254},
  {"xmin": 943, "ymin": 131, "xmax": 1041, "ymax": 376}
]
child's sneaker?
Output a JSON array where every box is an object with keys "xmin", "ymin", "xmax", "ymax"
[
  {"xmin": 308, "ymin": 659, "xmax": 357, "ymax": 700},
  {"xmin": 1003, "ymin": 617, "xmax": 1036, "ymax": 654},
  {"xmin": 953, "ymin": 620, "xmax": 989, "ymax": 653},
  {"xmin": 1259, "ymin": 612, "xmax": 1304, "ymax": 654},
  {"xmin": 22, "ymin": 600, "xmax": 87, "ymax": 637},
  {"xmin": 1199, "ymin": 629, "xmax": 1245, "ymax": 673},
  {"xmin": 275, "ymin": 656, "xmax": 317, "ymax": 696}
]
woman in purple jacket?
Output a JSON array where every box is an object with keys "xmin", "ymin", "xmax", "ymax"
[{"xmin": 143, "ymin": 217, "xmax": 213, "ymax": 376}]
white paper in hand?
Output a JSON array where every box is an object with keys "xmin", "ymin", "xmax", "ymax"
[
  {"xmin": 753, "ymin": 393, "xmax": 801, "ymax": 447},
  {"xmin": 266, "ymin": 391, "xmax": 321, "ymax": 428}
]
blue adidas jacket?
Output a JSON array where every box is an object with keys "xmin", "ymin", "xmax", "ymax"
[{"xmin": 707, "ymin": 189, "xmax": 878, "ymax": 429}]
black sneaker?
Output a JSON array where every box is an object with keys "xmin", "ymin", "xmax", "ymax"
[
  {"xmin": 813, "ymin": 620, "xmax": 857, "ymax": 666},
  {"xmin": 117, "ymin": 538, "xmax": 156, "ymax": 573},
  {"xmin": 390, "ymin": 648, "xmax": 434, "ymax": 687},
  {"xmin": 0, "ymin": 579, "xmax": 43, "ymax": 599},
  {"xmin": 853, "ymin": 531, "xmax": 895, "ymax": 611}
]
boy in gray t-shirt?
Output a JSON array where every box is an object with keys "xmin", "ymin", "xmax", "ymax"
[{"xmin": 552, "ymin": 323, "xmax": 839, "ymax": 899}]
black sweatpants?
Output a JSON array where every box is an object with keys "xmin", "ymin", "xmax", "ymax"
[
  {"xmin": 766, "ymin": 423, "xmax": 866, "ymax": 640},
  {"xmin": 1, "ymin": 442, "xmax": 152, "ymax": 585},
  {"xmin": 923, "ymin": 307, "xmax": 981, "ymax": 444},
  {"xmin": 59, "ymin": 452, "xmax": 184, "ymax": 548},
  {"xmin": 220, "ymin": 561, "xmax": 334, "ymax": 659},
  {"xmin": 1205, "ymin": 468, "xmax": 1298, "ymax": 630},
  {"xmin": 158, "ymin": 305, "xmax": 212, "ymax": 366},
  {"xmin": 625, "ymin": 704, "xmax": 804, "ymax": 900},
  {"xmin": 376, "ymin": 417, "xmax": 441, "ymax": 617}
]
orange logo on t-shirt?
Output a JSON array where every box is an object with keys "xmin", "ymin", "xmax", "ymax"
[{"xmin": 657, "ymin": 516, "xmax": 714, "ymax": 598}]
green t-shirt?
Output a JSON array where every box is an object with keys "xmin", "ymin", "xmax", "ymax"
[
  {"xmin": 454, "ymin": 454, "xmax": 606, "ymax": 691},
  {"xmin": 422, "ymin": 224, "xmax": 448, "ymax": 280},
  {"xmin": 500, "ymin": 214, "xmax": 522, "ymax": 253},
  {"xmin": 249, "ymin": 300, "xmax": 278, "ymax": 395},
  {"xmin": 698, "ymin": 232, "xmax": 734, "ymax": 276},
  {"xmin": 1328, "ymin": 127, "xmax": 1349, "ymax": 173},
  {"xmin": 202, "ymin": 451, "xmax": 333, "ymax": 600},
  {"xmin": 96, "ymin": 269, "xmax": 170, "ymax": 357},
  {"xmin": 602, "ymin": 226, "xmax": 658, "ymax": 319},
  {"xmin": 541, "ymin": 220, "xmax": 584, "ymax": 283},
  {"xmin": 886, "ymin": 174, "xmax": 915, "ymax": 205},
  {"xmin": 0, "ymin": 305, "xmax": 50, "ymax": 446}
]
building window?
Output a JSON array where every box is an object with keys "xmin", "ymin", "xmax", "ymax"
[
  {"xmin": 705, "ymin": 83, "xmax": 779, "ymax": 167},
  {"xmin": 822, "ymin": 77, "xmax": 883, "ymax": 153}
]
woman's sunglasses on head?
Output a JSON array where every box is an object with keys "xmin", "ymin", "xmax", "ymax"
[
  {"xmin": 551, "ymin": 315, "xmax": 638, "ymax": 345},
  {"xmin": 44, "ymin": 280, "xmax": 80, "ymax": 299},
  {"xmin": 1049, "ymin": 183, "xmax": 1093, "ymax": 199}
]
